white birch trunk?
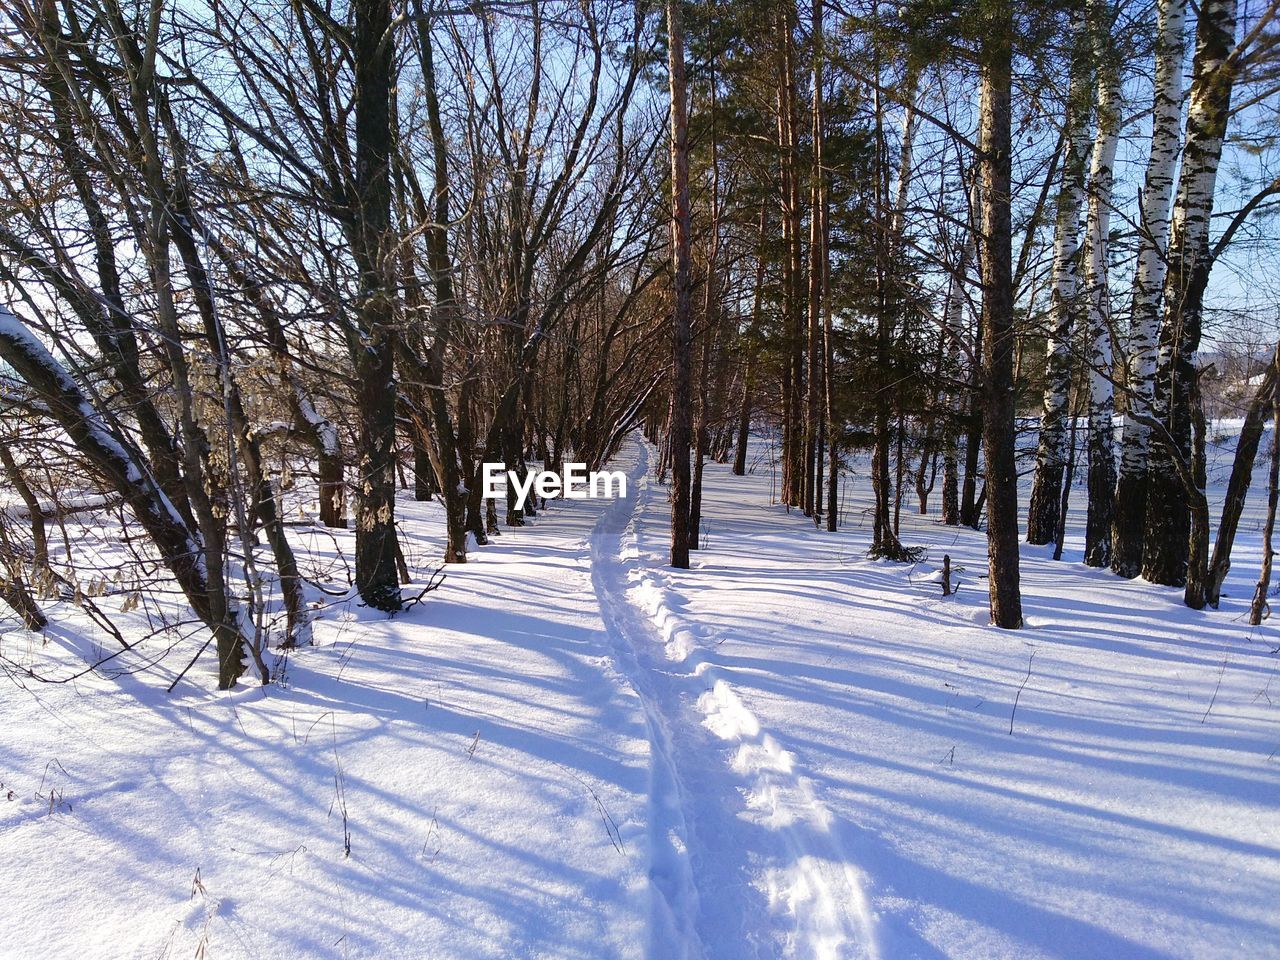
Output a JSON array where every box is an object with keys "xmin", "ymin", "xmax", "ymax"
[
  {"xmin": 1111, "ymin": 0, "xmax": 1188, "ymax": 576},
  {"xmin": 1026, "ymin": 11, "xmax": 1093, "ymax": 545},
  {"xmin": 1083, "ymin": 3, "xmax": 1122, "ymax": 567},
  {"xmin": 1142, "ymin": 0, "xmax": 1240, "ymax": 586},
  {"xmin": 891, "ymin": 67, "xmax": 920, "ymax": 244}
]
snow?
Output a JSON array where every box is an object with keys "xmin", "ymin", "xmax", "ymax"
[
  {"xmin": 1, "ymin": 489, "xmax": 651, "ymax": 958},
  {"xmin": 294, "ymin": 388, "xmax": 340, "ymax": 457},
  {"xmin": 2, "ymin": 431, "xmax": 1279, "ymax": 958}
]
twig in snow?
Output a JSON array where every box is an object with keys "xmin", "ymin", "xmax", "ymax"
[
  {"xmin": 329, "ymin": 721, "xmax": 351, "ymax": 857},
  {"xmin": 400, "ymin": 566, "xmax": 447, "ymax": 614},
  {"xmin": 166, "ymin": 633, "xmax": 214, "ymax": 693},
  {"xmin": 1202, "ymin": 653, "xmax": 1230, "ymax": 724},
  {"xmin": 302, "ymin": 710, "xmax": 335, "ymax": 744},
  {"xmin": 420, "ymin": 807, "xmax": 442, "ymax": 863},
  {"xmin": 553, "ymin": 762, "xmax": 625, "ymax": 855},
  {"xmin": 1009, "ymin": 650, "xmax": 1036, "ymax": 735}
]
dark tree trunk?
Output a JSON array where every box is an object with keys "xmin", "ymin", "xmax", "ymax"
[
  {"xmin": 0, "ymin": 576, "xmax": 45, "ymax": 631},
  {"xmin": 319, "ymin": 450, "xmax": 347, "ymax": 529},
  {"xmin": 349, "ymin": 0, "xmax": 402, "ymax": 611},
  {"xmin": 1027, "ymin": 459, "xmax": 1065, "ymax": 545},
  {"xmin": 941, "ymin": 425, "xmax": 960, "ymax": 526},
  {"xmin": 960, "ymin": 405, "xmax": 983, "ymax": 528},
  {"xmin": 734, "ymin": 397, "xmax": 752, "ymax": 474},
  {"xmin": 414, "ymin": 437, "xmax": 438, "ymax": 502},
  {"xmin": 1083, "ymin": 418, "xmax": 1116, "ymax": 568},
  {"xmin": 1249, "ymin": 379, "xmax": 1280, "ymax": 625},
  {"xmin": 413, "ymin": 0, "xmax": 468, "ymax": 564},
  {"xmin": 666, "ymin": 0, "xmax": 693, "ymax": 569},
  {"xmin": 689, "ymin": 60, "xmax": 722, "ymax": 550},
  {"xmin": 977, "ymin": 5, "xmax": 1023, "ymax": 628},
  {"xmin": 733, "ymin": 211, "xmax": 768, "ymax": 478},
  {"xmin": 868, "ymin": 52, "xmax": 907, "ymax": 559},
  {"xmin": 805, "ymin": 0, "xmax": 826, "ymax": 522},
  {"xmin": 1110, "ymin": 464, "xmax": 1148, "ymax": 578},
  {"xmin": 1206, "ymin": 349, "xmax": 1278, "ymax": 605},
  {"xmin": 1184, "ymin": 379, "xmax": 1211, "ymax": 609},
  {"xmin": 915, "ymin": 436, "xmax": 938, "ymax": 515},
  {"xmin": 0, "ymin": 444, "xmax": 49, "ymax": 578},
  {"xmin": 1053, "ymin": 398, "xmax": 1081, "ymax": 562},
  {"xmin": 776, "ymin": 7, "xmax": 805, "ymax": 508}
]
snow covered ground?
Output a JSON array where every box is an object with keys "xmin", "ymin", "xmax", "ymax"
[{"xmin": 2, "ymin": 434, "xmax": 1279, "ymax": 959}]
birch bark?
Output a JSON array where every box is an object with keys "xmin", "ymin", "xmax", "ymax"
[
  {"xmin": 1142, "ymin": 0, "xmax": 1238, "ymax": 586},
  {"xmin": 1027, "ymin": 11, "xmax": 1093, "ymax": 545},
  {"xmin": 1083, "ymin": 4, "xmax": 1122, "ymax": 567},
  {"xmin": 1111, "ymin": 0, "xmax": 1188, "ymax": 576}
]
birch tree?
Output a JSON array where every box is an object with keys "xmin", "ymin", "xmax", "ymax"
[
  {"xmin": 1082, "ymin": 1, "xmax": 1122, "ymax": 568},
  {"xmin": 1110, "ymin": 0, "xmax": 1187, "ymax": 577},
  {"xmin": 1142, "ymin": 0, "xmax": 1240, "ymax": 587},
  {"xmin": 1027, "ymin": 8, "xmax": 1093, "ymax": 546}
]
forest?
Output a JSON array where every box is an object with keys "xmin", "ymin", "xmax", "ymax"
[{"xmin": 0, "ymin": 0, "xmax": 1278, "ymax": 957}]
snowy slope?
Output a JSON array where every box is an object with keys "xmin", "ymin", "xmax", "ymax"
[{"xmin": 2, "ymin": 435, "xmax": 1279, "ymax": 959}]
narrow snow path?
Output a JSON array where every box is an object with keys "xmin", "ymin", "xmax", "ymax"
[{"xmin": 590, "ymin": 440, "xmax": 878, "ymax": 960}]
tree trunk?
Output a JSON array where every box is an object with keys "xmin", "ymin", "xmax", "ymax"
[
  {"xmin": 732, "ymin": 349, "xmax": 754, "ymax": 477},
  {"xmin": 775, "ymin": 7, "xmax": 805, "ymax": 508},
  {"xmin": 666, "ymin": 0, "xmax": 693, "ymax": 569},
  {"xmin": 869, "ymin": 47, "xmax": 909, "ymax": 560},
  {"xmin": 0, "ymin": 444, "xmax": 49, "ymax": 580},
  {"xmin": 1249, "ymin": 377, "xmax": 1280, "ymax": 625},
  {"xmin": 941, "ymin": 434, "xmax": 960, "ymax": 526},
  {"xmin": 1054, "ymin": 395, "xmax": 1082, "ymax": 561},
  {"xmin": 977, "ymin": 3, "xmax": 1023, "ymax": 628},
  {"xmin": 1083, "ymin": 8, "xmax": 1121, "ymax": 567},
  {"xmin": 413, "ymin": 0, "xmax": 468, "ymax": 564},
  {"xmin": 1184, "ymin": 377, "xmax": 1211, "ymax": 609},
  {"xmin": 940, "ymin": 181, "xmax": 975, "ymax": 529},
  {"xmin": 1027, "ymin": 10, "xmax": 1090, "ymax": 546},
  {"xmin": 818, "ymin": 8, "xmax": 838, "ymax": 533},
  {"xmin": 734, "ymin": 208, "xmax": 769, "ymax": 477},
  {"xmin": 0, "ymin": 573, "xmax": 45, "ymax": 631},
  {"xmin": 414, "ymin": 435, "xmax": 438, "ymax": 502},
  {"xmin": 350, "ymin": 0, "xmax": 402, "ymax": 611},
  {"xmin": 1112, "ymin": 0, "xmax": 1188, "ymax": 577},
  {"xmin": 1143, "ymin": 0, "xmax": 1238, "ymax": 587},
  {"xmin": 689, "ymin": 59, "xmax": 723, "ymax": 549},
  {"xmin": 1206, "ymin": 345, "xmax": 1279, "ymax": 605},
  {"xmin": 806, "ymin": 1, "xmax": 831, "ymax": 521},
  {"xmin": 960, "ymin": 402, "xmax": 983, "ymax": 529}
]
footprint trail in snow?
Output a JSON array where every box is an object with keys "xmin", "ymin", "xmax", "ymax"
[{"xmin": 589, "ymin": 440, "xmax": 878, "ymax": 960}]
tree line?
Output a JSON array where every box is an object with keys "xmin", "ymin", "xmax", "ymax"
[{"xmin": 0, "ymin": 0, "xmax": 1277, "ymax": 687}]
